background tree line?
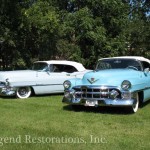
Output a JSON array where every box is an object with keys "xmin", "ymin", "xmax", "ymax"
[{"xmin": 0, "ymin": 0, "xmax": 149, "ymax": 70}]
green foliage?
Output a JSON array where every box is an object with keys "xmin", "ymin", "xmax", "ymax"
[
  {"xmin": 22, "ymin": 0, "xmax": 60, "ymax": 61},
  {"xmin": 24, "ymin": 1, "xmax": 59, "ymax": 33},
  {"xmin": 58, "ymin": 1, "xmax": 128, "ymax": 67},
  {"xmin": 124, "ymin": 0, "xmax": 150, "ymax": 58},
  {"xmin": 56, "ymin": 39, "xmax": 83, "ymax": 62},
  {"xmin": 0, "ymin": 0, "xmax": 149, "ymax": 69}
]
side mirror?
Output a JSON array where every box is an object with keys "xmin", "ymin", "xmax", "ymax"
[{"xmin": 144, "ymin": 68, "xmax": 149, "ymax": 75}]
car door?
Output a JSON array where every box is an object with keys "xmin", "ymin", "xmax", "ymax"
[
  {"xmin": 141, "ymin": 61, "xmax": 150, "ymax": 101},
  {"xmin": 33, "ymin": 64, "xmax": 77, "ymax": 94}
]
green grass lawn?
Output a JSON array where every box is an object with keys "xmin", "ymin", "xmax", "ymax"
[{"xmin": 0, "ymin": 95, "xmax": 150, "ymax": 150}]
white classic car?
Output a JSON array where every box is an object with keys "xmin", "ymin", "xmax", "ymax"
[{"xmin": 0, "ymin": 60, "xmax": 90, "ymax": 99}]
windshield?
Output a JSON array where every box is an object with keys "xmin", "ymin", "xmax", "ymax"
[
  {"xmin": 32, "ymin": 62, "xmax": 49, "ymax": 71},
  {"xmin": 96, "ymin": 59, "xmax": 142, "ymax": 71}
]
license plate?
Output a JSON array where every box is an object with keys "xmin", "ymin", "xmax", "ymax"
[{"xmin": 85, "ymin": 100, "xmax": 98, "ymax": 106}]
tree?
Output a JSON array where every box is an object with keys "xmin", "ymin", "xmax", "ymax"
[
  {"xmin": 20, "ymin": 0, "xmax": 60, "ymax": 64},
  {"xmin": 57, "ymin": 0, "xmax": 129, "ymax": 68},
  {"xmin": 124, "ymin": 0, "xmax": 150, "ymax": 58},
  {"xmin": 0, "ymin": 0, "xmax": 60, "ymax": 69},
  {"xmin": 0, "ymin": 0, "xmax": 149, "ymax": 70},
  {"xmin": 0, "ymin": 0, "xmax": 23, "ymax": 69}
]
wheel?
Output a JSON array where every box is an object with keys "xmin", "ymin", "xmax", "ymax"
[
  {"xmin": 129, "ymin": 93, "xmax": 139, "ymax": 113},
  {"xmin": 16, "ymin": 87, "xmax": 32, "ymax": 99}
]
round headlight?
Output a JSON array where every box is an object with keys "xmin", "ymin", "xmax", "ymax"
[
  {"xmin": 63, "ymin": 80, "xmax": 71, "ymax": 89},
  {"xmin": 121, "ymin": 80, "xmax": 131, "ymax": 90}
]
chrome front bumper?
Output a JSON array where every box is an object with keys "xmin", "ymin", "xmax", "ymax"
[
  {"xmin": 62, "ymin": 96, "xmax": 135, "ymax": 107},
  {"xmin": 62, "ymin": 87, "xmax": 136, "ymax": 107},
  {"xmin": 0, "ymin": 86, "xmax": 16, "ymax": 96}
]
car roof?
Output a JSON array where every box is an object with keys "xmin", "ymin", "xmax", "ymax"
[
  {"xmin": 99, "ymin": 56, "xmax": 150, "ymax": 63},
  {"xmin": 34, "ymin": 60, "xmax": 86, "ymax": 71}
]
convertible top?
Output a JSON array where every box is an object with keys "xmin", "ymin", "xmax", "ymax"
[
  {"xmin": 34, "ymin": 60, "xmax": 86, "ymax": 72},
  {"xmin": 99, "ymin": 56, "xmax": 150, "ymax": 64}
]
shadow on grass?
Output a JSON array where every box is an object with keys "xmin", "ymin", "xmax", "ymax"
[
  {"xmin": 0, "ymin": 96, "xmax": 16, "ymax": 100},
  {"xmin": 63, "ymin": 99, "xmax": 150, "ymax": 115},
  {"xmin": 33, "ymin": 93, "xmax": 64, "ymax": 98},
  {"xmin": 0, "ymin": 93, "xmax": 63, "ymax": 100},
  {"xmin": 63, "ymin": 105, "xmax": 132, "ymax": 115},
  {"xmin": 140, "ymin": 100, "xmax": 150, "ymax": 108}
]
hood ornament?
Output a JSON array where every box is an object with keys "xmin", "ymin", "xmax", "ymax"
[{"xmin": 87, "ymin": 78, "xmax": 99, "ymax": 84}]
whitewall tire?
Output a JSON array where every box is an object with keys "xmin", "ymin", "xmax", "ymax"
[
  {"xmin": 129, "ymin": 93, "xmax": 139, "ymax": 113},
  {"xmin": 16, "ymin": 87, "xmax": 32, "ymax": 99}
]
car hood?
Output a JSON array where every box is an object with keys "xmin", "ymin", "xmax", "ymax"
[
  {"xmin": 81, "ymin": 69, "xmax": 141, "ymax": 86},
  {"xmin": 0, "ymin": 70, "xmax": 36, "ymax": 81}
]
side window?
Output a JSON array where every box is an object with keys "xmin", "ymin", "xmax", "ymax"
[
  {"xmin": 50, "ymin": 64, "xmax": 62, "ymax": 72},
  {"xmin": 50, "ymin": 64, "xmax": 77, "ymax": 73},
  {"xmin": 97, "ymin": 62, "xmax": 112, "ymax": 70},
  {"xmin": 141, "ymin": 61, "xmax": 150, "ymax": 70},
  {"xmin": 63, "ymin": 65, "xmax": 78, "ymax": 73}
]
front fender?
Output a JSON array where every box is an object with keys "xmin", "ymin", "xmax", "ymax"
[{"xmin": 68, "ymin": 78, "xmax": 82, "ymax": 89}]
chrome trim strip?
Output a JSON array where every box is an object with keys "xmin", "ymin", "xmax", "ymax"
[
  {"xmin": 35, "ymin": 84, "xmax": 62, "ymax": 86},
  {"xmin": 73, "ymin": 85, "xmax": 119, "ymax": 89}
]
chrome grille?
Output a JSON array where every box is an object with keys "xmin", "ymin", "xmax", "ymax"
[{"xmin": 73, "ymin": 86, "xmax": 121, "ymax": 99}]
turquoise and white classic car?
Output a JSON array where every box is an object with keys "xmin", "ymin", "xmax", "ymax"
[
  {"xmin": 0, "ymin": 60, "xmax": 90, "ymax": 99},
  {"xmin": 62, "ymin": 56, "xmax": 150, "ymax": 113}
]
